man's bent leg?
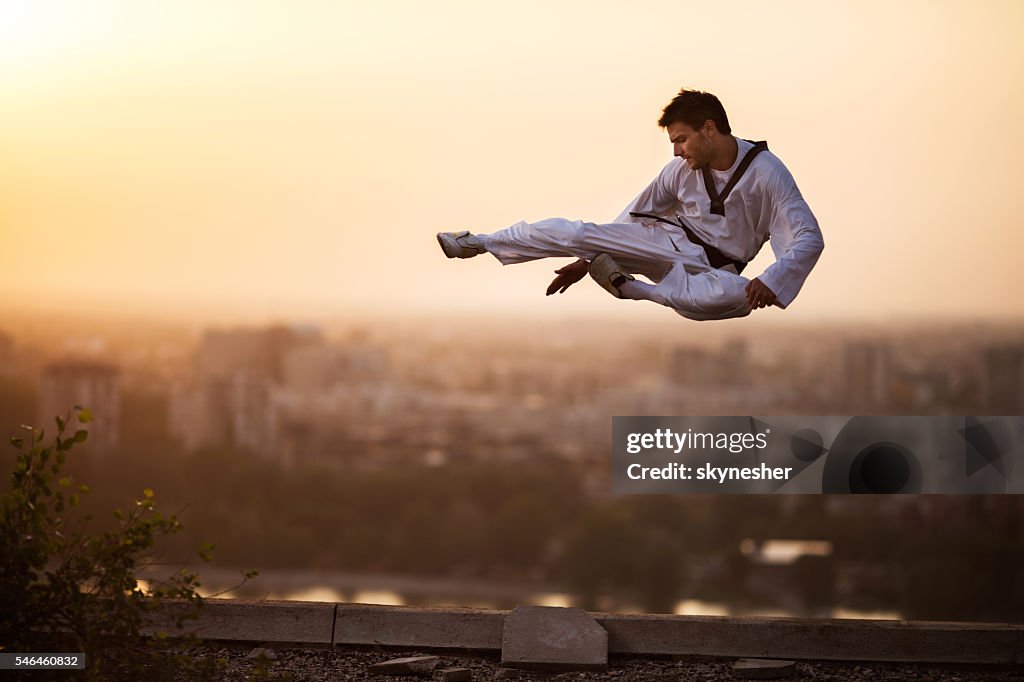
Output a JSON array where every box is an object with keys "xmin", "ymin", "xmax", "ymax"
[
  {"xmin": 618, "ymin": 279, "xmax": 655, "ymax": 300},
  {"xmin": 646, "ymin": 262, "xmax": 753, "ymax": 321},
  {"xmin": 618, "ymin": 269, "xmax": 751, "ymax": 321},
  {"xmin": 583, "ymin": 253, "xmax": 750, "ymax": 321}
]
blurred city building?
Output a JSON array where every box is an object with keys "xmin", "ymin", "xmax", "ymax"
[
  {"xmin": 843, "ymin": 340, "xmax": 893, "ymax": 412},
  {"xmin": 982, "ymin": 343, "xmax": 1024, "ymax": 414},
  {"xmin": 169, "ymin": 324, "xmax": 395, "ymax": 462},
  {"xmin": 37, "ymin": 359, "xmax": 121, "ymax": 451},
  {"xmin": 171, "ymin": 325, "xmax": 320, "ymax": 455},
  {"xmin": 0, "ymin": 329, "xmax": 13, "ymax": 377}
]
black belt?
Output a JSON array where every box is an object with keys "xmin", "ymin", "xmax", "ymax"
[{"xmin": 629, "ymin": 211, "xmax": 747, "ymax": 274}]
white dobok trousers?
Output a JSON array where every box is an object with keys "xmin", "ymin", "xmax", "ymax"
[{"xmin": 479, "ymin": 218, "xmax": 753, "ymax": 321}]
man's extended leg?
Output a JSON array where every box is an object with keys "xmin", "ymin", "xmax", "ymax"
[
  {"xmin": 474, "ymin": 218, "xmax": 752, "ymax": 320},
  {"xmin": 438, "ymin": 217, "xmax": 751, "ymax": 320},
  {"xmin": 460, "ymin": 217, "xmax": 711, "ymax": 280}
]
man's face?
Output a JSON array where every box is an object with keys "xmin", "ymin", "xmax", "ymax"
[{"xmin": 667, "ymin": 120, "xmax": 713, "ymax": 169}]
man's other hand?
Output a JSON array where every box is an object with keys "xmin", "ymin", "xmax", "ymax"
[
  {"xmin": 745, "ymin": 278, "xmax": 778, "ymax": 309},
  {"xmin": 546, "ymin": 258, "xmax": 589, "ymax": 295}
]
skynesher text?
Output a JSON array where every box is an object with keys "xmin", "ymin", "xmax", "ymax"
[{"xmin": 627, "ymin": 462, "xmax": 793, "ymax": 483}]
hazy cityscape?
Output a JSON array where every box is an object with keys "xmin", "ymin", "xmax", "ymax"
[
  {"xmin": 7, "ymin": 311, "xmax": 1024, "ymax": 469},
  {"xmin": 1, "ymin": 308, "xmax": 1023, "ymax": 623}
]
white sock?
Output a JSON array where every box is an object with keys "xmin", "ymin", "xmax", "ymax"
[{"xmin": 618, "ymin": 279, "xmax": 656, "ymax": 301}]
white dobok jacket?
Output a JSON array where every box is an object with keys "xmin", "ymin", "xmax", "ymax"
[{"xmin": 615, "ymin": 137, "xmax": 824, "ymax": 308}]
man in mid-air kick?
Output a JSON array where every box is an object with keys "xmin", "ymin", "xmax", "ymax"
[{"xmin": 437, "ymin": 88, "xmax": 824, "ymax": 321}]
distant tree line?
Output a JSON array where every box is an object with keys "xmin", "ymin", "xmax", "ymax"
[{"xmin": 52, "ymin": 441, "xmax": 1024, "ymax": 622}]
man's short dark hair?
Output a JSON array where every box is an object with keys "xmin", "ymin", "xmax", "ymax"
[{"xmin": 658, "ymin": 89, "xmax": 732, "ymax": 134}]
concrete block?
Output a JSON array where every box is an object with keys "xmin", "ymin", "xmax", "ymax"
[
  {"xmin": 143, "ymin": 598, "xmax": 335, "ymax": 644},
  {"xmin": 334, "ymin": 603, "xmax": 506, "ymax": 649},
  {"xmin": 732, "ymin": 658, "xmax": 795, "ymax": 679},
  {"xmin": 437, "ymin": 667, "xmax": 472, "ymax": 681},
  {"xmin": 596, "ymin": 614, "xmax": 1019, "ymax": 664},
  {"xmin": 500, "ymin": 605, "xmax": 607, "ymax": 671}
]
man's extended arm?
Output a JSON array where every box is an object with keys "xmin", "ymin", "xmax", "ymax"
[
  {"xmin": 752, "ymin": 164, "xmax": 824, "ymax": 308},
  {"xmin": 546, "ymin": 259, "xmax": 589, "ymax": 295}
]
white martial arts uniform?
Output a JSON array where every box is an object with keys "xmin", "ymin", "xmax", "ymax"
[{"xmin": 477, "ymin": 138, "xmax": 824, "ymax": 320}]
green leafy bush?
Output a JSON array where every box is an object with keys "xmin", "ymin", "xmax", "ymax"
[{"xmin": 0, "ymin": 407, "xmax": 244, "ymax": 679}]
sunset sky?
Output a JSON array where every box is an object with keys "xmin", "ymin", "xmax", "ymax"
[{"xmin": 2, "ymin": 0, "xmax": 1022, "ymax": 324}]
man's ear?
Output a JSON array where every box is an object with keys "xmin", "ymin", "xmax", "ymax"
[{"xmin": 702, "ymin": 119, "xmax": 718, "ymax": 136}]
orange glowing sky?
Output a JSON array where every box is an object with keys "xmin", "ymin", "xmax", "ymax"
[{"xmin": 2, "ymin": 0, "xmax": 1022, "ymax": 324}]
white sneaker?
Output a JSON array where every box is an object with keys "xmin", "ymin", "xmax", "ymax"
[
  {"xmin": 437, "ymin": 231, "xmax": 485, "ymax": 259},
  {"xmin": 588, "ymin": 253, "xmax": 635, "ymax": 299}
]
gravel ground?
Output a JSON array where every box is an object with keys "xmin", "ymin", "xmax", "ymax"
[{"xmin": 96, "ymin": 642, "xmax": 1023, "ymax": 681}]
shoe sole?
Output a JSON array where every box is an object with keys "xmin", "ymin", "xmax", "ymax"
[
  {"xmin": 437, "ymin": 232, "xmax": 467, "ymax": 259},
  {"xmin": 437, "ymin": 231, "xmax": 482, "ymax": 259},
  {"xmin": 437, "ymin": 232, "xmax": 455, "ymax": 258}
]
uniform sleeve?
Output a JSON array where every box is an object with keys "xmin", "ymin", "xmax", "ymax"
[
  {"xmin": 613, "ymin": 158, "xmax": 684, "ymax": 223},
  {"xmin": 755, "ymin": 162, "xmax": 824, "ymax": 308}
]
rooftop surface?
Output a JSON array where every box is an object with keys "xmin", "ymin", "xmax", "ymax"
[{"xmin": 100, "ymin": 642, "xmax": 1024, "ymax": 681}]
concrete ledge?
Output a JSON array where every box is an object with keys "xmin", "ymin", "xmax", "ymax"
[
  {"xmin": 595, "ymin": 614, "xmax": 1022, "ymax": 665},
  {"xmin": 148, "ymin": 600, "xmax": 1023, "ymax": 665},
  {"xmin": 335, "ymin": 603, "xmax": 506, "ymax": 650},
  {"xmin": 145, "ymin": 599, "xmax": 335, "ymax": 644}
]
